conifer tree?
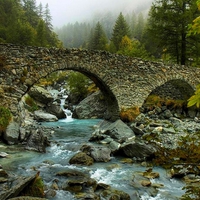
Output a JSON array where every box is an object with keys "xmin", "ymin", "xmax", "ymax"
[
  {"xmin": 111, "ymin": 12, "xmax": 130, "ymax": 51},
  {"xmin": 88, "ymin": 22, "xmax": 107, "ymax": 50},
  {"xmin": 147, "ymin": 0, "xmax": 200, "ymax": 65}
]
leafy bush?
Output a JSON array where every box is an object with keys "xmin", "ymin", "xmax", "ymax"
[
  {"xmin": 0, "ymin": 106, "xmax": 12, "ymax": 132},
  {"xmin": 67, "ymin": 72, "xmax": 91, "ymax": 98},
  {"xmin": 187, "ymin": 84, "xmax": 200, "ymax": 108},
  {"xmin": 120, "ymin": 106, "xmax": 140, "ymax": 122},
  {"xmin": 144, "ymin": 95, "xmax": 186, "ymax": 110}
]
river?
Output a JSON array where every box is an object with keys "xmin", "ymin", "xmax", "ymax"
[{"xmin": 1, "ymin": 115, "xmax": 186, "ymax": 200}]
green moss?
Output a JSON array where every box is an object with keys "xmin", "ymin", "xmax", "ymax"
[
  {"xmin": 20, "ymin": 173, "xmax": 45, "ymax": 197},
  {"xmin": 25, "ymin": 95, "xmax": 38, "ymax": 112},
  {"xmin": 0, "ymin": 106, "xmax": 12, "ymax": 132}
]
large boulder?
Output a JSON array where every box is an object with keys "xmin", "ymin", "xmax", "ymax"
[
  {"xmin": 81, "ymin": 145, "xmax": 111, "ymax": 162},
  {"xmin": 24, "ymin": 128, "xmax": 50, "ymax": 153},
  {"xmin": 100, "ymin": 119, "xmax": 135, "ymax": 143},
  {"xmin": 45, "ymin": 103, "xmax": 66, "ymax": 119},
  {"xmin": 4, "ymin": 122, "xmax": 20, "ymax": 145},
  {"xmin": 69, "ymin": 152, "xmax": 94, "ymax": 166},
  {"xmin": 73, "ymin": 91, "xmax": 108, "ymax": 119},
  {"xmin": 0, "ymin": 173, "xmax": 43, "ymax": 200},
  {"xmin": 34, "ymin": 110, "xmax": 58, "ymax": 122},
  {"xmin": 28, "ymin": 85, "xmax": 54, "ymax": 105},
  {"xmin": 119, "ymin": 141, "xmax": 156, "ymax": 161}
]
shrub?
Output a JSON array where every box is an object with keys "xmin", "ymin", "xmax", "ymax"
[
  {"xmin": 67, "ymin": 72, "xmax": 90, "ymax": 97},
  {"xmin": 25, "ymin": 95, "xmax": 38, "ymax": 112},
  {"xmin": 0, "ymin": 106, "xmax": 12, "ymax": 132},
  {"xmin": 120, "ymin": 106, "xmax": 140, "ymax": 122}
]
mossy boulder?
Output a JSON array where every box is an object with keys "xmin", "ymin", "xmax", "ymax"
[{"xmin": 69, "ymin": 152, "xmax": 94, "ymax": 166}]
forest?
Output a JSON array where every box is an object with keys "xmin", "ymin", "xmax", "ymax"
[
  {"xmin": 0, "ymin": 0, "xmax": 61, "ymax": 47},
  {"xmin": 1, "ymin": 0, "xmax": 200, "ymax": 67}
]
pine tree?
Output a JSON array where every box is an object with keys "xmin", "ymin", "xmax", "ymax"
[
  {"xmin": 36, "ymin": 19, "xmax": 47, "ymax": 46},
  {"xmin": 22, "ymin": 0, "xmax": 39, "ymax": 28},
  {"xmin": 44, "ymin": 3, "xmax": 53, "ymax": 31},
  {"xmin": 134, "ymin": 13, "xmax": 145, "ymax": 41},
  {"xmin": 147, "ymin": 0, "xmax": 200, "ymax": 65},
  {"xmin": 88, "ymin": 22, "xmax": 107, "ymax": 50},
  {"xmin": 111, "ymin": 12, "xmax": 130, "ymax": 51}
]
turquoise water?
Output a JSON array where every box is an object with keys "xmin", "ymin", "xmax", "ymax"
[{"xmin": 0, "ymin": 117, "xmax": 185, "ymax": 199}]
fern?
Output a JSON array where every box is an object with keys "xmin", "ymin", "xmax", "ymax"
[{"xmin": 187, "ymin": 84, "xmax": 200, "ymax": 108}]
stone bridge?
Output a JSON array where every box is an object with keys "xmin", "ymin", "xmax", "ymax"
[{"xmin": 0, "ymin": 43, "xmax": 200, "ymax": 121}]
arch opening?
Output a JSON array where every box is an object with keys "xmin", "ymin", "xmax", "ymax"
[
  {"xmin": 24, "ymin": 69, "xmax": 120, "ymax": 122},
  {"xmin": 141, "ymin": 79, "xmax": 196, "ymax": 117}
]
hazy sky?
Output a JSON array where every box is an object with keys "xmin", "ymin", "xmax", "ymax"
[{"xmin": 36, "ymin": 0, "xmax": 154, "ymax": 27}]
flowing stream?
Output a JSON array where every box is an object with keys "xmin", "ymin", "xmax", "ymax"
[{"xmin": 1, "ymin": 116, "xmax": 186, "ymax": 200}]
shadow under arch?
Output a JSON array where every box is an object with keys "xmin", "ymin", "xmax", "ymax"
[
  {"xmin": 149, "ymin": 79, "xmax": 195, "ymax": 101},
  {"xmin": 38, "ymin": 68, "xmax": 120, "ymax": 122},
  {"xmin": 141, "ymin": 78, "xmax": 196, "ymax": 112},
  {"xmin": 79, "ymin": 71, "xmax": 120, "ymax": 121}
]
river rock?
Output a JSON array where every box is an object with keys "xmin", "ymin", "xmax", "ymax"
[
  {"xmin": 73, "ymin": 91, "xmax": 107, "ymax": 119},
  {"xmin": 0, "ymin": 152, "xmax": 9, "ymax": 158},
  {"xmin": 3, "ymin": 121, "xmax": 20, "ymax": 145},
  {"xmin": 81, "ymin": 145, "xmax": 111, "ymax": 162},
  {"xmin": 45, "ymin": 103, "xmax": 66, "ymax": 119},
  {"xmin": 28, "ymin": 85, "xmax": 54, "ymax": 104},
  {"xmin": 0, "ymin": 168, "xmax": 8, "ymax": 177},
  {"xmin": 119, "ymin": 141, "xmax": 156, "ymax": 161},
  {"xmin": 34, "ymin": 110, "xmax": 58, "ymax": 122},
  {"xmin": 100, "ymin": 119, "xmax": 135, "ymax": 143},
  {"xmin": 69, "ymin": 152, "xmax": 94, "ymax": 166},
  {"xmin": 24, "ymin": 128, "xmax": 50, "ymax": 152},
  {"xmin": 0, "ymin": 173, "xmax": 40, "ymax": 200},
  {"xmin": 97, "ymin": 187, "xmax": 131, "ymax": 200}
]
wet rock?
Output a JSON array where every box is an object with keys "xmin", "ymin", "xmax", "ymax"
[
  {"xmin": 34, "ymin": 110, "xmax": 58, "ymax": 122},
  {"xmin": 25, "ymin": 129, "xmax": 50, "ymax": 153},
  {"xmin": 0, "ymin": 173, "xmax": 40, "ymax": 200},
  {"xmin": 57, "ymin": 168, "xmax": 98, "ymax": 199},
  {"xmin": 45, "ymin": 103, "xmax": 66, "ymax": 119},
  {"xmin": 143, "ymin": 168, "xmax": 160, "ymax": 179},
  {"xmin": 69, "ymin": 152, "xmax": 94, "ymax": 166},
  {"xmin": 81, "ymin": 145, "xmax": 111, "ymax": 162},
  {"xmin": 28, "ymin": 85, "xmax": 54, "ymax": 104},
  {"xmin": 140, "ymin": 180, "xmax": 151, "ymax": 187},
  {"xmin": 109, "ymin": 140, "xmax": 121, "ymax": 153},
  {"xmin": 0, "ymin": 152, "xmax": 9, "ymax": 158},
  {"xmin": 97, "ymin": 188, "xmax": 131, "ymax": 200},
  {"xmin": 4, "ymin": 122, "xmax": 20, "ymax": 145},
  {"xmin": 119, "ymin": 141, "xmax": 156, "ymax": 161},
  {"xmin": 130, "ymin": 124, "xmax": 145, "ymax": 136},
  {"xmin": 45, "ymin": 189, "xmax": 57, "ymax": 198},
  {"xmin": 0, "ymin": 168, "xmax": 8, "ymax": 177},
  {"xmin": 73, "ymin": 91, "xmax": 108, "ymax": 119},
  {"xmin": 56, "ymin": 169, "xmax": 90, "ymax": 178},
  {"xmin": 101, "ymin": 119, "xmax": 135, "ymax": 143}
]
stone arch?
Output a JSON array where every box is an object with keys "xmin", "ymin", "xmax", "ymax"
[
  {"xmin": 141, "ymin": 77, "xmax": 195, "ymax": 109},
  {"xmin": 149, "ymin": 79, "xmax": 194, "ymax": 100},
  {"xmin": 31, "ymin": 64, "xmax": 120, "ymax": 121}
]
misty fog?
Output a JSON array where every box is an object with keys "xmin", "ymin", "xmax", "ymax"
[{"xmin": 36, "ymin": 0, "xmax": 154, "ymax": 27}]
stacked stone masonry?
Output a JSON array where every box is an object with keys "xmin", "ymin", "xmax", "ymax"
[{"xmin": 0, "ymin": 43, "xmax": 200, "ymax": 120}]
